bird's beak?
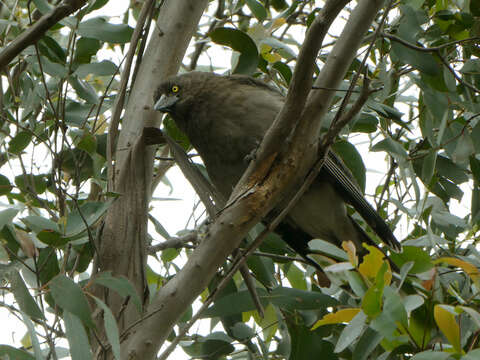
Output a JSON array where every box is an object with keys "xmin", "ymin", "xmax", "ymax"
[{"xmin": 153, "ymin": 94, "xmax": 179, "ymax": 112}]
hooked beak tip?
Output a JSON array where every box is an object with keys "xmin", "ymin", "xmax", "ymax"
[{"xmin": 154, "ymin": 94, "xmax": 178, "ymax": 112}]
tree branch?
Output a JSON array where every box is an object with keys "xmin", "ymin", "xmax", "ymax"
[{"xmin": 0, "ymin": 0, "xmax": 87, "ymax": 68}]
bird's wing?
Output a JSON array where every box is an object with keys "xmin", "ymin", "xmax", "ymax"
[{"xmin": 322, "ymin": 150, "xmax": 401, "ymax": 251}]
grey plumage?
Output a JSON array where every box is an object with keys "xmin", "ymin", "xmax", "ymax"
[{"xmin": 153, "ymin": 71, "xmax": 400, "ymax": 267}]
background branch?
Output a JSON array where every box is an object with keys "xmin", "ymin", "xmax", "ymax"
[{"xmin": 0, "ymin": 0, "xmax": 87, "ymax": 68}]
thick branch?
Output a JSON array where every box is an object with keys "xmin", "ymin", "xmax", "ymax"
[
  {"xmin": 0, "ymin": 0, "xmax": 87, "ymax": 68},
  {"xmin": 296, "ymin": 0, "xmax": 387, "ymax": 143},
  {"xmin": 237, "ymin": 0, "xmax": 351, "ymax": 186}
]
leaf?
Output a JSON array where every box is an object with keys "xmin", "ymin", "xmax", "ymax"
[
  {"xmin": 21, "ymin": 215, "xmax": 59, "ymax": 234},
  {"xmin": 181, "ymin": 333, "xmax": 234, "ymax": 358},
  {"xmin": 462, "ymin": 349, "xmax": 480, "ymax": 360},
  {"xmin": 15, "ymin": 174, "xmax": 48, "ymax": 194},
  {"xmin": 73, "ymin": 38, "xmax": 102, "ymax": 64},
  {"xmin": 391, "ymin": 41, "xmax": 440, "ymax": 76},
  {"xmin": 0, "ymin": 345, "xmax": 35, "ymax": 360},
  {"xmin": 64, "ymin": 311, "xmax": 93, "ymax": 360},
  {"xmin": 411, "ymin": 350, "xmax": 453, "ymax": 360},
  {"xmin": 334, "ymin": 310, "xmax": 367, "ymax": 353},
  {"xmin": 8, "ymin": 131, "xmax": 32, "ymax": 154},
  {"xmin": 77, "ymin": 132, "xmax": 97, "ymax": 155},
  {"xmin": 352, "ymin": 113, "xmax": 379, "ymax": 133},
  {"xmin": 202, "ymin": 288, "xmax": 269, "ymax": 318},
  {"xmin": 371, "ymin": 138, "xmax": 408, "ymax": 159},
  {"xmin": 0, "ymin": 174, "xmax": 12, "ymax": 195},
  {"xmin": 435, "ymin": 257, "xmax": 480, "ymax": 287},
  {"xmin": 49, "ymin": 275, "xmax": 94, "ymax": 328},
  {"xmin": 92, "ymin": 296, "xmax": 120, "ymax": 360},
  {"xmin": 309, "ymin": 239, "xmax": 349, "ymax": 261},
  {"xmin": 389, "ymin": 246, "xmax": 433, "ymax": 273},
  {"xmin": 0, "ymin": 208, "xmax": 18, "ymax": 229},
  {"xmin": 434, "ymin": 305, "xmax": 461, "ymax": 353},
  {"xmin": 245, "ymin": 0, "xmax": 267, "ymax": 21},
  {"xmin": 311, "ymin": 308, "xmax": 360, "ymax": 329},
  {"xmin": 68, "ymin": 75, "xmax": 99, "ymax": 104},
  {"xmin": 93, "ymin": 272, "xmax": 143, "ymax": 313},
  {"xmin": 269, "ymin": 287, "xmax": 337, "ymax": 310},
  {"xmin": 8, "ymin": 270, "xmax": 44, "ymax": 320},
  {"xmin": 209, "ymin": 28, "xmax": 259, "ymax": 75},
  {"xmin": 358, "ymin": 245, "xmax": 390, "ymax": 284},
  {"xmin": 77, "ymin": 17, "xmax": 134, "ymax": 43},
  {"xmin": 64, "ymin": 201, "xmax": 112, "ymax": 238},
  {"xmin": 287, "ymin": 318, "xmax": 337, "ymax": 360},
  {"xmin": 74, "ymin": 60, "xmax": 118, "ymax": 77}
]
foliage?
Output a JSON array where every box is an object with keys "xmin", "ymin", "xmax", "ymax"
[{"xmin": 0, "ymin": 0, "xmax": 479, "ymax": 359}]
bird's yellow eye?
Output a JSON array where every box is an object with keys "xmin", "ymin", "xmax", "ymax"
[{"xmin": 171, "ymin": 85, "xmax": 179, "ymax": 93}]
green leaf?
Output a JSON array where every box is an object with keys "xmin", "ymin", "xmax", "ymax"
[
  {"xmin": 462, "ymin": 349, "xmax": 480, "ymax": 360},
  {"xmin": 202, "ymin": 288, "xmax": 269, "ymax": 318},
  {"xmin": 64, "ymin": 201, "xmax": 112, "ymax": 238},
  {"xmin": 64, "ymin": 311, "xmax": 93, "ymax": 360},
  {"xmin": 269, "ymin": 287, "xmax": 337, "ymax": 310},
  {"xmin": 245, "ymin": 0, "xmax": 267, "ymax": 21},
  {"xmin": 391, "ymin": 41, "xmax": 440, "ymax": 76},
  {"xmin": 37, "ymin": 229, "xmax": 67, "ymax": 247},
  {"xmin": 436, "ymin": 155, "xmax": 469, "ymax": 184},
  {"xmin": 93, "ymin": 272, "xmax": 143, "ymax": 313},
  {"xmin": 352, "ymin": 113, "xmax": 379, "ymax": 133},
  {"xmin": 74, "ymin": 60, "xmax": 118, "ymax": 77},
  {"xmin": 411, "ymin": 350, "xmax": 453, "ymax": 360},
  {"xmin": 39, "ymin": 36, "xmax": 66, "ymax": 64},
  {"xmin": 0, "ymin": 345, "xmax": 35, "ymax": 360},
  {"xmin": 421, "ymin": 151, "xmax": 437, "ymax": 183},
  {"xmin": 352, "ymin": 327, "xmax": 383, "ymax": 360},
  {"xmin": 49, "ymin": 275, "xmax": 94, "ymax": 328},
  {"xmin": 181, "ymin": 332, "xmax": 234, "ymax": 358},
  {"xmin": 209, "ymin": 28, "xmax": 259, "ymax": 75},
  {"xmin": 309, "ymin": 239, "xmax": 349, "ymax": 261},
  {"xmin": 69, "ymin": 75, "xmax": 99, "ymax": 104},
  {"xmin": 0, "ymin": 208, "xmax": 18, "ymax": 229},
  {"xmin": 8, "ymin": 270, "xmax": 44, "ymax": 320},
  {"xmin": 0, "ymin": 174, "xmax": 12, "ymax": 195},
  {"xmin": 77, "ymin": 132, "xmax": 97, "ymax": 155},
  {"xmin": 92, "ymin": 296, "xmax": 120, "ymax": 360},
  {"xmin": 77, "ymin": 17, "xmax": 134, "ymax": 43},
  {"xmin": 334, "ymin": 310, "xmax": 367, "ymax": 353},
  {"xmin": 389, "ymin": 246, "xmax": 433, "ymax": 273},
  {"xmin": 21, "ymin": 215, "xmax": 59, "ymax": 234},
  {"xmin": 15, "ymin": 174, "xmax": 48, "ymax": 194},
  {"xmin": 73, "ymin": 38, "xmax": 102, "ymax": 64},
  {"xmin": 371, "ymin": 138, "xmax": 408, "ymax": 159},
  {"xmin": 8, "ymin": 131, "xmax": 32, "ymax": 154},
  {"xmin": 285, "ymin": 263, "xmax": 307, "ymax": 290},
  {"xmin": 272, "ymin": 61, "xmax": 292, "ymax": 84},
  {"xmin": 287, "ymin": 318, "xmax": 337, "ymax": 360}
]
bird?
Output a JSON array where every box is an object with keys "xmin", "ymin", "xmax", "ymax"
[{"xmin": 153, "ymin": 71, "xmax": 400, "ymax": 271}]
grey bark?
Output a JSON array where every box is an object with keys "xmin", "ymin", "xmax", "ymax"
[{"xmin": 122, "ymin": 0, "xmax": 386, "ymax": 358}]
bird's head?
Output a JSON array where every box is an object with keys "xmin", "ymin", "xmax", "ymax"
[{"xmin": 153, "ymin": 72, "xmax": 214, "ymax": 120}]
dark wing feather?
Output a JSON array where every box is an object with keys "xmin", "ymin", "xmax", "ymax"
[{"xmin": 322, "ymin": 151, "xmax": 401, "ymax": 251}]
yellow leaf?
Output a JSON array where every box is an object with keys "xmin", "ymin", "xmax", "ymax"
[
  {"xmin": 358, "ymin": 244, "xmax": 390, "ymax": 283},
  {"xmin": 263, "ymin": 52, "xmax": 281, "ymax": 63},
  {"xmin": 271, "ymin": 17, "xmax": 286, "ymax": 30},
  {"xmin": 259, "ymin": 43, "xmax": 272, "ymax": 54},
  {"xmin": 342, "ymin": 240, "xmax": 357, "ymax": 266},
  {"xmin": 436, "ymin": 257, "xmax": 480, "ymax": 286},
  {"xmin": 21, "ymin": 332, "xmax": 32, "ymax": 349},
  {"xmin": 434, "ymin": 305, "xmax": 461, "ymax": 353},
  {"xmin": 311, "ymin": 308, "xmax": 360, "ymax": 330}
]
